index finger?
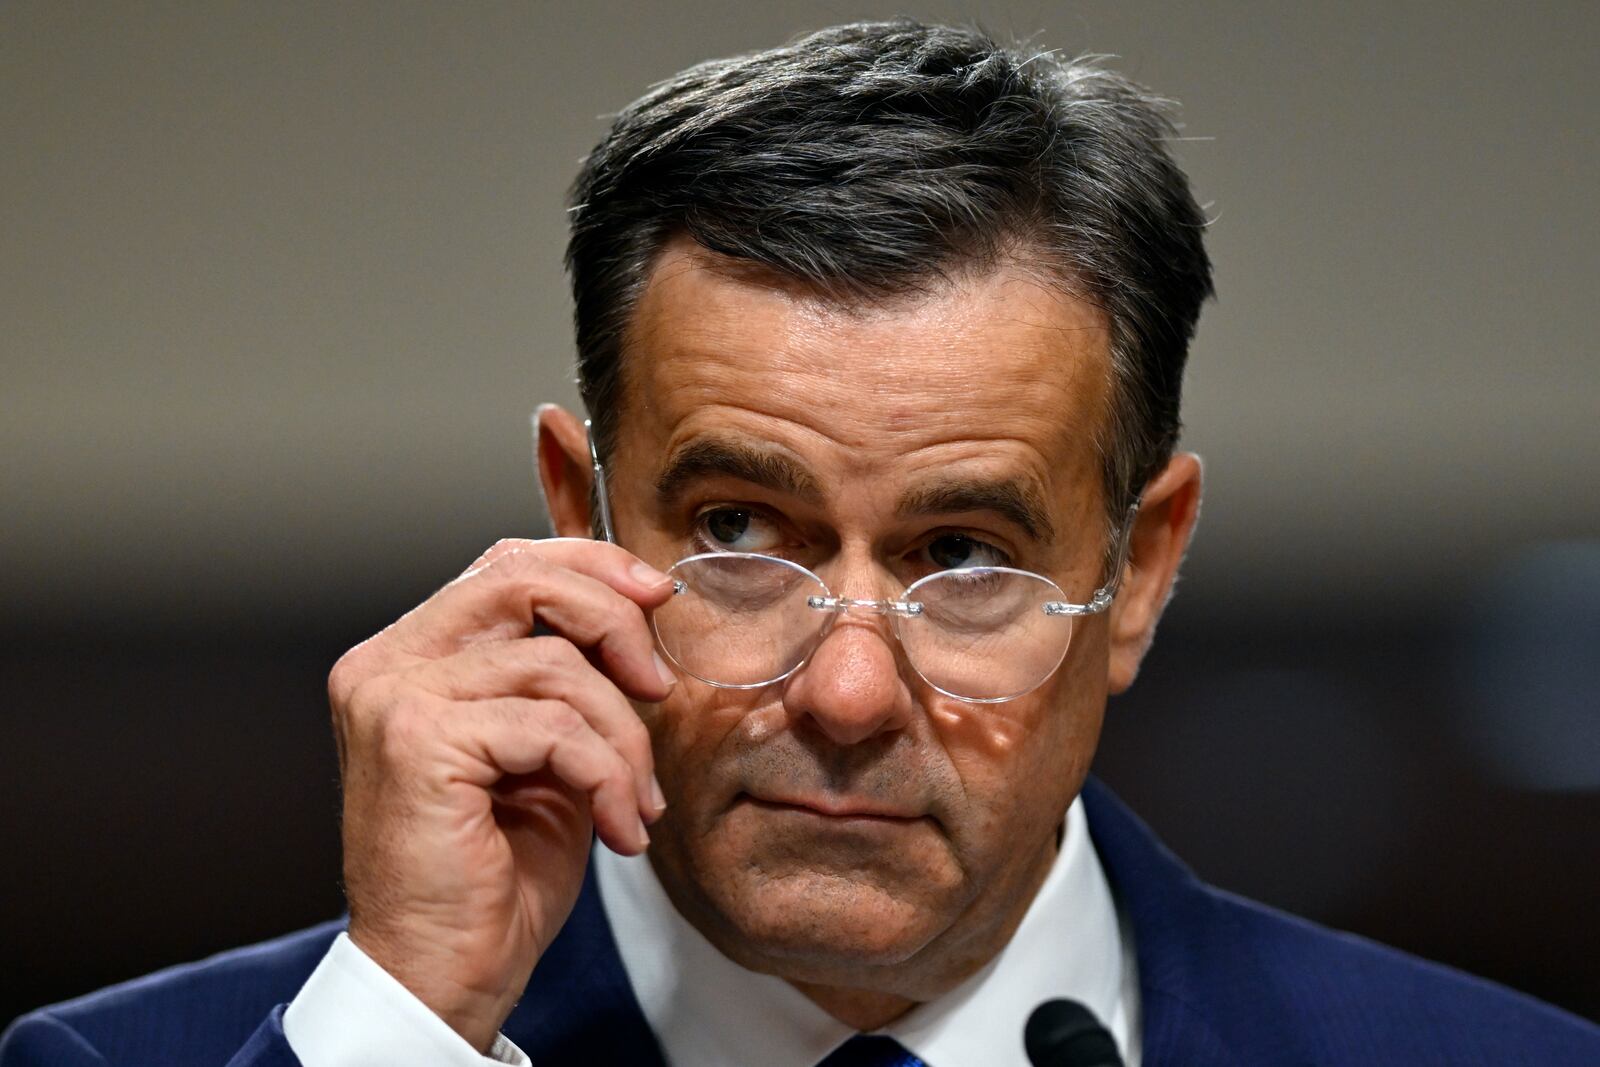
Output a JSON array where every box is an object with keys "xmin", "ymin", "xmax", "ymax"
[
  {"xmin": 462, "ymin": 538, "xmax": 672, "ymax": 599},
  {"xmin": 368, "ymin": 538, "xmax": 677, "ymax": 690}
]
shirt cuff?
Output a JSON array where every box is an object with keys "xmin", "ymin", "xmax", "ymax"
[{"xmin": 283, "ymin": 931, "xmax": 531, "ymax": 1067}]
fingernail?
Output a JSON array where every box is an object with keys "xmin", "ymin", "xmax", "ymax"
[
  {"xmin": 636, "ymin": 818, "xmax": 651, "ymax": 852},
  {"xmin": 631, "ymin": 561, "xmax": 670, "ymax": 587},
  {"xmin": 653, "ymin": 651, "xmax": 677, "ymax": 689},
  {"xmin": 649, "ymin": 774, "xmax": 667, "ymax": 815}
]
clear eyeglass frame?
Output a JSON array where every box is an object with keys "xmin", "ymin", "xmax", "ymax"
[{"xmin": 578, "ymin": 420, "xmax": 1138, "ymax": 704}]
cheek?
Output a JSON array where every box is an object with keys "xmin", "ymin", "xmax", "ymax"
[
  {"xmin": 636, "ymin": 683, "xmax": 776, "ymax": 811},
  {"xmin": 929, "ymin": 701, "xmax": 1044, "ymax": 834},
  {"xmin": 929, "ymin": 625, "xmax": 1108, "ymax": 840},
  {"xmin": 925, "ymin": 699, "xmax": 1029, "ymax": 763}
]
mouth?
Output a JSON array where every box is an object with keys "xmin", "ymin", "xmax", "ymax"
[{"xmin": 740, "ymin": 792, "xmax": 926, "ymax": 825}]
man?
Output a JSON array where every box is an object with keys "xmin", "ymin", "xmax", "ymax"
[{"xmin": 4, "ymin": 19, "xmax": 1596, "ymax": 1067}]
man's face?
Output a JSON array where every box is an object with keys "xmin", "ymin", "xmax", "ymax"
[{"xmin": 603, "ymin": 239, "xmax": 1119, "ymax": 996}]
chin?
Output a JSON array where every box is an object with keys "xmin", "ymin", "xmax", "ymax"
[
  {"xmin": 661, "ymin": 805, "xmax": 973, "ymax": 978},
  {"xmin": 708, "ymin": 866, "xmax": 947, "ymax": 969}
]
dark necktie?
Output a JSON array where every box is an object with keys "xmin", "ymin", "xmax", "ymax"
[{"xmin": 814, "ymin": 1034, "xmax": 928, "ymax": 1067}]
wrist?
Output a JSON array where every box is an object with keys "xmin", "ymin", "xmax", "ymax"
[{"xmin": 347, "ymin": 924, "xmax": 519, "ymax": 1053}]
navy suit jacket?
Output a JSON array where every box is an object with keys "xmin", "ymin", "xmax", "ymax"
[{"xmin": 5, "ymin": 778, "xmax": 1597, "ymax": 1065}]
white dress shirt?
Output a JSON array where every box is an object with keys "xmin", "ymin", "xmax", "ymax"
[
  {"xmin": 283, "ymin": 932, "xmax": 531, "ymax": 1067},
  {"xmin": 283, "ymin": 796, "xmax": 1139, "ymax": 1066},
  {"xmin": 594, "ymin": 795, "xmax": 1141, "ymax": 1067}
]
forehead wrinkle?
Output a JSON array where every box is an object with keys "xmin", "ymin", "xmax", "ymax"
[
  {"xmin": 640, "ymin": 243, "xmax": 1099, "ymax": 375},
  {"xmin": 621, "ymin": 241, "xmax": 1116, "ymax": 511}
]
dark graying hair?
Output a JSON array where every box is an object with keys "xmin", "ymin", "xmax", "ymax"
[{"xmin": 567, "ymin": 19, "xmax": 1213, "ymax": 530}]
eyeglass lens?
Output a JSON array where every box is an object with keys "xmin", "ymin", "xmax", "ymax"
[{"xmin": 650, "ymin": 554, "xmax": 1075, "ymax": 701}]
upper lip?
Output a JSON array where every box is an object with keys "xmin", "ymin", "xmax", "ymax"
[{"xmin": 746, "ymin": 792, "xmax": 923, "ymax": 820}]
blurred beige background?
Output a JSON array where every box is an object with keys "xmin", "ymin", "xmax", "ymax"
[
  {"xmin": 3, "ymin": 0, "xmax": 1597, "ymax": 1028},
  {"xmin": 5, "ymin": 1, "xmax": 1595, "ymax": 627}
]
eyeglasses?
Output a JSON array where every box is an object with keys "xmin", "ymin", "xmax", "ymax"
[{"xmin": 583, "ymin": 423, "xmax": 1135, "ymax": 703}]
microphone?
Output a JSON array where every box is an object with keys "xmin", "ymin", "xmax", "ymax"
[{"xmin": 1024, "ymin": 999, "xmax": 1124, "ymax": 1067}]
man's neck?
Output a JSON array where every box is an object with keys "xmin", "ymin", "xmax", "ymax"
[{"xmin": 788, "ymin": 983, "xmax": 916, "ymax": 1032}]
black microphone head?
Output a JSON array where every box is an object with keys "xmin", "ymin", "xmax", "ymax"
[{"xmin": 1024, "ymin": 998, "xmax": 1124, "ymax": 1067}]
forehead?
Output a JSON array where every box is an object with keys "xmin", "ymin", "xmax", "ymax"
[{"xmin": 618, "ymin": 238, "xmax": 1112, "ymax": 491}]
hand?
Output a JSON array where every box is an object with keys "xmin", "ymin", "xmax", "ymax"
[{"xmin": 327, "ymin": 538, "xmax": 677, "ymax": 1051}]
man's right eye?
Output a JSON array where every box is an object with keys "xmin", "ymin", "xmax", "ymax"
[{"xmin": 694, "ymin": 507, "xmax": 783, "ymax": 553}]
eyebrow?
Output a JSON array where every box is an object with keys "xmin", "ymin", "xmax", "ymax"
[
  {"xmin": 896, "ymin": 477, "xmax": 1057, "ymax": 544},
  {"xmin": 654, "ymin": 438, "xmax": 824, "ymax": 503},
  {"xmin": 653, "ymin": 437, "xmax": 1055, "ymax": 543}
]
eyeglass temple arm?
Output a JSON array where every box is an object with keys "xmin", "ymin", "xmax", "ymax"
[
  {"xmin": 584, "ymin": 419, "xmax": 619, "ymax": 543},
  {"xmin": 1079, "ymin": 502, "xmax": 1141, "ymax": 613}
]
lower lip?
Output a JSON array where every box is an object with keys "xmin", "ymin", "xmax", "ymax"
[{"xmin": 741, "ymin": 796, "xmax": 923, "ymax": 826}]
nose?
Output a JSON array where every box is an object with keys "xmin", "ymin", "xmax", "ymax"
[{"xmin": 783, "ymin": 615, "xmax": 914, "ymax": 745}]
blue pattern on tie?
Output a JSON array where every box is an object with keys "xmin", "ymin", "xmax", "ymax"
[{"xmin": 814, "ymin": 1034, "xmax": 928, "ymax": 1067}]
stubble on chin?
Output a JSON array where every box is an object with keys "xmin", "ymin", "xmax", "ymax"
[{"xmin": 645, "ymin": 715, "xmax": 980, "ymax": 985}]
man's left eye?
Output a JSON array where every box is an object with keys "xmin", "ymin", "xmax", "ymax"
[{"xmin": 922, "ymin": 533, "xmax": 1009, "ymax": 570}]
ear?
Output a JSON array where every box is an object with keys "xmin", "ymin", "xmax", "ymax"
[
  {"xmin": 1106, "ymin": 452, "xmax": 1203, "ymax": 694},
  {"xmin": 534, "ymin": 403, "xmax": 597, "ymax": 539}
]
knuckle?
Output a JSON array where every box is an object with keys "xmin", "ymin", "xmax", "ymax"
[
  {"xmin": 540, "ymin": 701, "xmax": 586, "ymax": 740},
  {"xmin": 487, "ymin": 555, "xmax": 558, "ymax": 610},
  {"xmin": 327, "ymin": 639, "xmax": 378, "ymax": 706},
  {"xmin": 327, "ymin": 663, "xmax": 354, "ymax": 709},
  {"xmin": 374, "ymin": 700, "xmax": 431, "ymax": 765},
  {"xmin": 604, "ymin": 747, "xmax": 636, "ymax": 790},
  {"xmin": 528, "ymin": 634, "xmax": 586, "ymax": 672},
  {"xmin": 338, "ymin": 674, "xmax": 428, "ymax": 765},
  {"xmin": 620, "ymin": 716, "xmax": 652, "ymax": 760},
  {"xmin": 333, "ymin": 676, "xmax": 383, "ymax": 741},
  {"xmin": 455, "ymin": 540, "xmax": 550, "ymax": 588},
  {"xmin": 601, "ymin": 591, "xmax": 645, "ymax": 632},
  {"xmin": 486, "ymin": 544, "xmax": 551, "ymax": 578},
  {"xmin": 478, "ymin": 537, "xmax": 541, "ymax": 567}
]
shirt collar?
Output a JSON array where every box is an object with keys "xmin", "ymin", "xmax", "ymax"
[{"xmin": 593, "ymin": 796, "xmax": 1138, "ymax": 1066}]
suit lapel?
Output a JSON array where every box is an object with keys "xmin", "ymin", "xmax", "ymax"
[
  {"xmin": 1080, "ymin": 776, "xmax": 1304, "ymax": 1065},
  {"xmin": 502, "ymin": 862, "xmax": 667, "ymax": 1066}
]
